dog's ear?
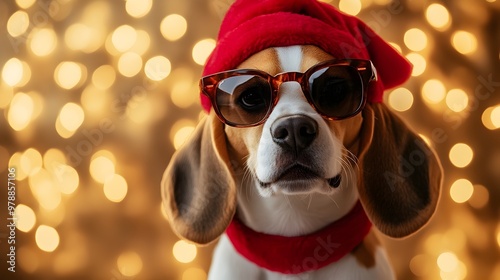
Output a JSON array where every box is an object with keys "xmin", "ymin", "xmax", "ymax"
[
  {"xmin": 161, "ymin": 112, "xmax": 236, "ymax": 245},
  {"xmin": 356, "ymin": 103, "xmax": 442, "ymax": 238}
]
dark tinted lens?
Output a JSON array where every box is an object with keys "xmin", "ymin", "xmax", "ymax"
[
  {"xmin": 308, "ymin": 66, "xmax": 363, "ymax": 119},
  {"xmin": 215, "ymin": 75, "xmax": 272, "ymax": 125}
]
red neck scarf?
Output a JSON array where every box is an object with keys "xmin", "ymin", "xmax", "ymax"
[{"xmin": 226, "ymin": 201, "xmax": 372, "ymax": 274}]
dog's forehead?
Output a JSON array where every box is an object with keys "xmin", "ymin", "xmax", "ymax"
[{"xmin": 236, "ymin": 45, "xmax": 334, "ymax": 73}]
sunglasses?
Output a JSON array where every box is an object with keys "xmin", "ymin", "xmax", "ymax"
[{"xmin": 200, "ymin": 59, "xmax": 377, "ymax": 127}]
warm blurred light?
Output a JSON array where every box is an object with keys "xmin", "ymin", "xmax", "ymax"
[
  {"xmin": 339, "ymin": 0, "xmax": 362, "ymax": 16},
  {"xmin": 29, "ymin": 169, "xmax": 62, "ymax": 210},
  {"xmin": 9, "ymin": 152, "xmax": 28, "ymax": 181},
  {"xmin": 173, "ymin": 126, "xmax": 196, "ymax": 150},
  {"xmin": 422, "ymin": 79, "xmax": 446, "ymax": 104},
  {"xmin": 446, "ymin": 89, "xmax": 469, "ymax": 112},
  {"xmin": 437, "ymin": 252, "xmax": 459, "ymax": 273},
  {"xmin": 103, "ymin": 174, "xmax": 128, "ymax": 203},
  {"xmin": 126, "ymin": 96, "xmax": 153, "ymax": 124},
  {"xmin": 468, "ymin": 184, "xmax": 489, "ymax": 208},
  {"xmin": 182, "ymin": 267, "xmax": 207, "ymax": 280},
  {"xmin": 30, "ymin": 28, "xmax": 58, "ymax": 56},
  {"xmin": 449, "ymin": 143, "xmax": 473, "ymax": 168},
  {"xmin": 81, "ymin": 85, "xmax": 110, "ymax": 115},
  {"xmin": 389, "ymin": 42, "xmax": 402, "ymax": 53},
  {"xmin": 8, "ymin": 92, "xmax": 34, "ymax": 131},
  {"xmin": 482, "ymin": 106, "xmax": 497, "ymax": 130},
  {"xmin": 92, "ymin": 65, "xmax": 116, "ymax": 90},
  {"xmin": 7, "ymin": 11, "xmax": 29, "ymax": 37},
  {"xmin": 0, "ymin": 83, "xmax": 13, "ymax": 109},
  {"xmin": 44, "ymin": 147, "xmax": 67, "ymax": 170},
  {"xmin": 161, "ymin": 14, "xmax": 188, "ymax": 41},
  {"xmin": 406, "ymin": 53, "xmax": 426, "ymax": 76},
  {"xmin": 117, "ymin": 251, "xmax": 143, "ymax": 277},
  {"xmin": 192, "ymin": 39, "xmax": 216, "ymax": 65},
  {"xmin": 409, "ymin": 254, "xmax": 432, "ymax": 277},
  {"xmin": 15, "ymin": 204, "xmax": 36, "ymax": 232},
  {"xmin": 112, "ymin": 25, "xmax": 137, "ymax": 52},
  {"xmin": 56, "ymin": 103, "xmax": 85, "ymax": 138},
  {"xmin": 54, "ymin": 62, "xmax": 86, "ymax": 90},
  {"xmin": 125, "ymin": 0, "xmax": 152, "ymax": 18},
  {"xmin": 0, "ymin": 146, "xmax": 8, "ymax": 173},
  {"xmin": 426, "ymin": 4, "xmax": 451, "ymax": 30},
  {"xmin": 15, "ymin": 0, "xmax": 36, "ymax": 9},
  {"xmin": 145, "ymin": 56, "xmax": 171, "ymax": 81},
  {"xmin": 35, "ymin": 225, "xmax": 60, "ymax": 252},
  {"xmin": 118, "ymin": 52, "xmax": 143, "ymax": 77},
  {"xmin": 90, "ymin": 155, "xmax": 115, "ymax": 184},
  {"xmin": 170, "ymin": 119, "xmax": 197, "ymax": 147},
  {"xmin": 2, "ymin": 57, "xmax": 24, "ymax": 86},
  {"xmin": 404, "ymin": 28, "xmax": 428, "ymax": 51},
  {"xmin": 130, "ymin": 30, "xmax": 151, "ymax": 55},
  {"xmin": 450, "ymin": 179, "xmax": 474, "ymax": 203},
  {"xmin": 388, "ymin": 88, "xmax": 414, "ymax": 112},
  {"xmin": 20, "ymin": 148, "xmax": 42, "ymax": 176},
  {"xmin": 173, "ymin": 240, "xmax": 197, "ymax": 263},
  {"xmin": 65, "ymin": 23, "xmax": 93, "ymax": 52},
  {"xmin": 54, "ymin": 164, "xmax": 79, "ymax": 195},
  {"xmin": 451, "ymin": 31, "xmax": 478, "ymax": 55},
  {"xmin": 491, "ymin": 105, "xmax": 500, "ymax": 128},
  {"xmin": 497, "ymin": 225, "xmax": 500, "ymax": 247},
  {"xmin": 171, "ymin": 80, "xmax": 197, "ymax": 108}
]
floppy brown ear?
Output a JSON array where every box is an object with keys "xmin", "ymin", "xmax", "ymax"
[
  {"xmin": 161, "ymin": 112, "xmax": 236, "ymax": 245},
  {"xmin": 356, "ymin": 103, "xmax": 442, "ymax": 238}
]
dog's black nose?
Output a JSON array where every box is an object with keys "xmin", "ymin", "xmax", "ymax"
[{"xmin": 271, "ymin": 115, "xmax": 318, "ymax": 154}]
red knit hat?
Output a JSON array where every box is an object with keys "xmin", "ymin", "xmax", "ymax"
[{"xmin": 200, "ymin": 0, "xmax": 412, "ymax": 112}]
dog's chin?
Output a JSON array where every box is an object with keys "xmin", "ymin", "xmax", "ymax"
[{"xmin": 256, "ymin": 175, "xmax": 342, "ymax": 197}]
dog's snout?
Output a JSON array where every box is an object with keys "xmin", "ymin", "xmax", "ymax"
[{"xmin": 271, "ymin": 115, "xmax": 318, "ymax": 153}]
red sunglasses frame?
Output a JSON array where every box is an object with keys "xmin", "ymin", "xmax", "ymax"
[{"xmin": 200, "ymin": 59, "xmax": 377, "ymax": 127}]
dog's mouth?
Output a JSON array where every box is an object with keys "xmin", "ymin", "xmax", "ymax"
[{"xmin": 257, "ymin": 164, "xmax": 342, "ymax": 189}]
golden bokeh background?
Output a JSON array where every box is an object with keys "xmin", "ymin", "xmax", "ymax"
[{"xmin": 0, "ymin": 0, "xmax": 499, "ymax": 279}]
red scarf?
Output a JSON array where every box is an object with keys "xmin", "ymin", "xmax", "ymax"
[{"xmin": 226, "ymin": 201, "xmax": 372, "ymax": 274}]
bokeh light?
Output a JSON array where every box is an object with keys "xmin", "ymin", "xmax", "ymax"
[
  {"xmin": 161, "ymin": 14, "xmax": 188, "ymax": 41},
  {"xmin": 339, "ymin": 0, "xmax": 362, "ymax": 16},
  {"xmin": 490, "ymin": 105, "xmax": 500, "ymax": 129},
  {"xmin": 450, "ymin": 179, "xmax": 474, "ymax": 203},
  {"xmin": 117, "ymin": 251, "xmax": 143, "ymax": 277},
  {"xmin": 449, "ymin": 143, "xmax": 473, "ymax": 168},
  {"xmin": 56, "ymin": 103, "xmax": 85, "ymax": 138},
  {"xmin": 118, "ymin": 52, "xmax": 143, "ymax": 77},
  {"xmin": 192, "ymin": 39, "xmax": 216, "ymax": 65},
  {"xmin": 446, "ymin": 89, "xmax": 469, "ymax": 113},
  {"xmin": 15, "ymin": 204, "xmax": 37, "ymax": 232},
  {"xmin": 404, "ymin": 28, "xmax": 428, "ymax": 51},
  {"xmin": 421, "ymin": 79, "xmax": 446, "ymax": 104},
  {"xmin": 125, "ymin": 0, "xmax": 152, "ymax": 18},
  {"xmin": 173, "ymin": 125, "xmax": 196, "ymax": 150},
  {"xmin": 112, "ymin": 25, "xmax": 138, "ymax": 53},
  {"xmin": 30, "ymin": 28, "xmax": 58, "ymax": 56},
  {"xmin": 2, "ymin": 57, "xmax": 27, "ymax": 87},
  {"xmin": 8, "ymin": 92, "xmax": 34, "ymax": 131},
  {"xmin": 426, "ymin": 3, "xmax": 451, "ymax": 30},
  {"xmin": 182, "ymin": 267, "xmax": 207, "ymax": 280},
  {"xmin": 388, "ymin": 88, "xmax": 414, "ymax": 112},
  {"xmin": 406, "ymin": 53, "xmax": 427, "ymax": 76},
  {"xmin": 103, "ymin": 174, "xmax": 128, "ymax": 202},
  {"xmin": 54, "ymin": 62, "xmax": 86, "ymax": 90},
  {"xmin": 20, "ymin": 148, "xmax": 43, "ymax": 176},
  {"xmin": 89, "ymin": 155, "xmax": 115, "ymax": 184},
  {"xmin": 92, "ymin": 65, "xmax": 116, "ymax": 90},
  {"xmin": 7, "ymin": 11, "xmax": 29, "ymax": 37},
  {"xmin": 15, "ymin": 0, "xmax": 36, "ymax": 9},
  {"xmin": 35, "ymin": 225, "xmax": 60, "ymax": 252},
  {"xmin": 173, "ymin": 240, "xmax": 197, "ymax": 263},
  {"xmin": 145, "ymin": 56, "xmax": 171, "ymax": 81},
  {"xmin": 451, "ymin": 31, "xmax": 478, "ymax": 55}
]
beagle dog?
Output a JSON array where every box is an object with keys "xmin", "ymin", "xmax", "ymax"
[{"xmin": 162, "ymin": 45, "xmax": 442, "ymax": 279}]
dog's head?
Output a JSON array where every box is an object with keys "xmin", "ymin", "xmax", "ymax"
[{"xmin": 161, "ymin": 0, "xmax": 442, "ymax": 245}]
